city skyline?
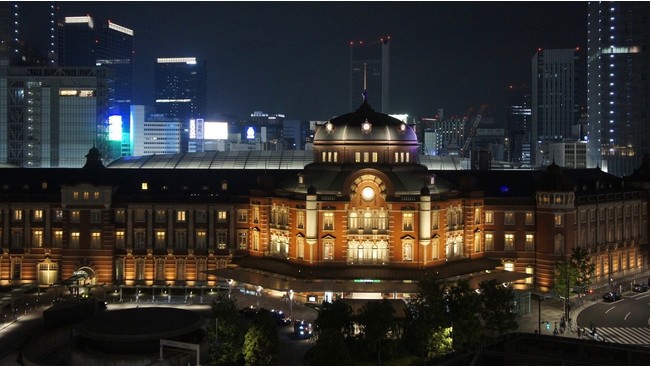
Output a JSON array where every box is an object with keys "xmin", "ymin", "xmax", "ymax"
[{"xmin": 59, "ymin": 2, "xmax": 587, "ymax": 121}]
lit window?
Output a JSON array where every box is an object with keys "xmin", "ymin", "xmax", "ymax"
[
  {"xmin": 141, "ymin": 182, "xmax": 148, "ymax": 190},
  {"xmin": 94, "ymin": 191, "xmax": 100, "ymax": 200},
  {"xmin": 504, "ymin": 211, "xmax": 515, "ymax": 225},
  {"xmin": 73, "ymin": 192, "xmax": 79, "ymax": 200},
  {"xmin": 13, "ymin": 209, "xmax": 23, "ymax": 221},
  {"xmin": 155, "ymin": 231, "xmax": 166, "ymax": 249},
  {"xmin": 504, "ymin": 233, "xmax": 515, "ymax": 251},
  {"xmin": 115, "ymin": 209, "xmax": 125, "ymax": 222},
  {"xmin": 176, "ymin": 210, "xmax": 186, "ymax": 222},
  {"xmin": 525, "ymin": 234, "xmax": 534, "ymax": 252},
  {"xmin": 115, "ymin": 230, "xmax": 125, "ymax": 249},
  {"xmin": 33, "ymin": 210, "xmax": 43, "ymax": 221},
  {"xmin": 525, "ymin": 266, "xmax": 534, "ymax": 284},
  {"xmin": 53, "ymin": 230, "xmax": 63, "ymax": 248},
  {"xmin": 554, "ymin": 213, "xmax": 563, "ymax": 227},
  {"xmin": 70, "ymin": 210, "xmax": 80, "ymax": 223},
  {"xmin": 217, "ymin": 211, "xmax": 227, "ymax": 221},
  {"xmin": 70, "ymin": 232, "xmax": 80, "ymax": 248},
  {"xmin": 216, "ymin": 231, "xmax": 227, "ymax": 250},
  {"xmin": 90, "ymin": 232, "xmax": 101, "ymax": 248},
  {"xmin": 196, "ymin": 231, "xmax": 207, "ymax": 249},
  {"xmin": 83, "ymin": 192, "xmax": 89, "ymax": 200},
  {"xmin": 525, "ymin": 211, "xmax": 534, "ymax": 225},
  {"xmin": 402, "ymin": 212, "xmax": 414, "ymax": 231},
  {"xmin": 323, "ymin": 212, "xmax": 334, "ymax": 230},
  {"xmin": 32, "ymin": 230, "xmax": 44, "ymax": 247},
  {"xmin": 485, "ymin": 211, "xmax": 494, "ymax": 224},
  {"xmin": 296, "ymin": 211, "xmax": 304, "ymax": 229},
  {"xmin": 238, "ymin": 230, "xmax": 248, "ymax": 249},
  {"xmin": 504, "ymin": 262, "xmax": 514, "ymax": 272},
  {"xmin": 237, "ymin": 209, "xmax": 248, "ymax": 223},
  {"xmin": 403, "ymin": 241, "xmax": 413, "ymax": 261},
  {"xmin": 54, "ymin": 209, "xmax": 63, "ymax": 221},
  {"xmin": 485, "ymin": 233, "xmax": 494, "ymax": 251}
]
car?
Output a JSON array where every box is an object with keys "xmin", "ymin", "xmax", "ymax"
[
  {"xmin": 293, "ymin": 319, "xmax": 313, "ymax": 338},
  {"xmin": 239, "ymin": 305, "xmax": 259, "ymax": 317},
  {"xmin": 602, "ymin": 291, "xmax": 622, "ymax": 302},
  {"xmin": 633, "ymin": 283, "xmax": 649, "ymax": 292},
  {"xmin": 269, "ymin": 309, "xmax": 291, "ymax": 326}
]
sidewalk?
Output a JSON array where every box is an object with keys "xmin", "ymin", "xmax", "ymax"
[{"xmin": 516, "ymin": 294, "xmax": 600, "ymax": 339}]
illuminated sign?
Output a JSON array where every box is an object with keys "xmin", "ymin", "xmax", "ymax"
[
  {"xmin": 246, "ymin": 127, "xmax": 256, "ymax": 140},
  {"xmin": 59, "ymin": 89, "xmax": 95, "ymax": 97},
  {"xmin": 156, "ymin": 57, "xmax": 197, "ymax": 65},
  {"xmin": 108, "ymin": 21, "xmax": 134, "ymax": 36},
  {"xmin": 204, "ymin": 122, "xmax": 228, "ymax": 140},
  {"xmin": 108, "ymin": 115, "xmax": 123, "ymax": 141}
]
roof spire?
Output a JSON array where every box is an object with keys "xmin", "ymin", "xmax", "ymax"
[{"xmin": 362, "ymin": 62, "xmax": 368, "ymax": 102}]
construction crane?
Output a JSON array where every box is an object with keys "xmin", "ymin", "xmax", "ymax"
[{"xmin": 460, "ymin": 104, "xmax": 488, "ymax": 158}]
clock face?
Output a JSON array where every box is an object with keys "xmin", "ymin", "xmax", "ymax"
[{"xmin": 361, "ymin": 186, "xmax": 375, "ymax": 201}]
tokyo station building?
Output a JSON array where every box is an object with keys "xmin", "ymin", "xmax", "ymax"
[{"xmin": 0, "ymin": 100, "xmax": 649, "ymax": 303}]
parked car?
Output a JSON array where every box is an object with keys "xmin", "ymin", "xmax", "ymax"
[
  {"xmin": 269, "ymin": 309, "xmax": 291, "ymax": 326},
  {"xmin": 602, "ymin": 292, "xmax": 622, "ymax": 302},
  {"xmin": 239, "ymin": 305, "xmax": 259, "ymax": 317},
  {"xmin": 293, "ymin": 319, "xmax": 313, "ymax": 338},
  {"xmin": 633, "ymin": 283, "xmax": 649, "ymax": 293}
]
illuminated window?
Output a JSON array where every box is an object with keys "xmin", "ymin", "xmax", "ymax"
[
  {"xmin": 93, "ymin": 191, "xmax": 100, "ymax": 200},
  {"xmin": 196, "ymin": 231, "xmax": 207, "ymax": 249},
  {"xmin": 372, "ymin": 152, "xmax": 378, "ymax": 162},
  {"xmin": 504, "ymin": 262, "xmax": 514, "ymax": 272},
  {"xmin": 70, "ymin": 210, "xmax": 80, "ymax": 223},
  {"xmin": 323, "ymin": 240, "xmax": 334, "ymax": 260},
  {"xmin": 554, "ymin": 213, "xmax": 564, "ymax": 227},
  {"xmin": 363, "ymin": 152, "xmax": 369, "ymax": 162},
  {"xmin": 13, "ymin": 209, "xmax": 23, "ymax": 221},
  {"xmin": 403, "ymin": 241, "xmax": 413, "ymax": 261},
  {"xmin": 176, "ymin": 210, "xmax": 186, "ymax": 222},
  {"xmin": 238, "ymin": 230, "xmax": 248, "ymax": 249},
  {"xmin": 431, "ymin": 211, "xmax": 439, "ymax": 230},
  {"xmin": 115, "ymin": 209, "xmax": 125, "ymax": 222},
  {"xmin": 525, "ymin": 211, "xmax": 535, "ymax": 225},
  {"xmin": 323, "ymin": 212, "xmax": 334, "ymax": 230},
  {"xmin": 217, "ymin": 211, "xmax": 227, "ymax": 222},
  {"xmin": 90, "ymin": 232, "xmax": 101, "ymax": 248},
  {"xmin": 504, "ymin": 233, "xmax": 515, "ymax": 251},
  {"xmin": 70, "ymin": 231, "xmax": 80, "ymax": 248},
  {"xmin": 355, "ymin": 152, "xmax": 361, "ymax": 162},
  {"xmin": 431, "ymin": 237, "xmax": 439, "ymax": 259},
  {"xmin": 504, "ymin": 211, "xmax": 515, "ymax": 225},
  {"xmin": 32, "ymin": 230, "xmax": 44, "ymax": 247},
  {"xmin": 83, "ymin": 192, "xmax": 89, "ymax": 200},
  {"xmin": 252, "ymin": 207, "xmax": 260, "ymax": 223},
  {"xmin": 297, "ymin": 236, "xmax": 305, "ymax": 259},
  {"xmin": 115, "ymin": 230, "xmax": 125, "ymax": 249},
  {"xmin": 525, "ymin": 234, "xmax": 534, "ymax": 252},
  {"xmin": 474, "ymin": 208, "xmax": 481, "ymax": 224},
  {"xmin": 485, "ymin": 211, "xmax": 494, "ymax": 224},
  {"xmin": 296, "ymin": 211, "xmax": 304, "ymax": 229},
  {"xmin": 474, "ymin": 231, "xmax": 481, "ymax": 253},
  {"xmin": 253, "ymin": 231, "xmax": 260, "ymax": 251},
  {"xmin": 73, "ymin": 192, "xmax": 79, "ymax": 200},
  {"xmin": 33, "ymin": 210, "xmax": 43, "ymax": 221},
  {"xmin": 402, "ymin": 212, "xmax": 414, "ymax": 231},
  {"xmin": 216, "ymin": 231, "xmax": 227, "ymax": 250},
  {"xmin": 141, "ymin": 182, "xmax": 148, "ymax": 190},
  {"xmin": 349, "ymin": 212, "xmax": 358, "ymax": 230},
  {"xmin": 155, "ymin": 231, "xmax": 166, "ymax": 249},
  {"xmin": 54, "ymin": 209, "xmax": 63, "ymax": 221},
  {"xmin": 53, "ymin": 230, "xmax": 63, "ymax": 248},
  {"xmin": 485, "ymin": 233, "xmax": 494, "ymax": 251}
]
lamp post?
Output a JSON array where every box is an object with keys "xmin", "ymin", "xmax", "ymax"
[
  {"xmin": 256, "ymin": 286, "xmax": 263, "ymax": 308},
  {"xmin": 289, "ymin": 290, "xmax": 294, "ymax": 324},
  {"xmin": 227, "ymin": 279, "xmax": 234, "ymax": 299}
]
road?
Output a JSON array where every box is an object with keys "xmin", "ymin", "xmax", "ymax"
[{"xmin": 576, "ymin": 290, "xmax": 650, "ymax": 345}]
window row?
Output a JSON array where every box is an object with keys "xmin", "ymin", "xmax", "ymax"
[
  {"xmin": 484, "ymin": 210, "xmax": 535, "ymax": 225},
  {"xmin": 484, "ymin": 232, "xmax": 536, "ymax": 252}
]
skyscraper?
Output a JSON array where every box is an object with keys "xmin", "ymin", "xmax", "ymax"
[
  {"xmin": 0, "ymin": 2, "xmax": 58, "ymax": 66},
  {"xmin": 531, "ymin": 48, "xmax": 580, "ymax": 167},
  {"xmin": 155, "ymin": 57, "xmax": 206, "ymax": 152},
  {"xmin": 506, "ymin": 84, "xmax": 532, "ymax": 165},
  {"xmin": 0, "ymin": 66, "xmax": 109, "ymax": 167},
  {"xmin": 59, "ymin": 15, "xmax": 134, "ymax": 135},
  {"xmin": 349, "ymin": 37, "xmax": 390, "ymax": 113},
  {"xmin": 587, "ymin": 2, "xmax": 650, "ymax": 177}
]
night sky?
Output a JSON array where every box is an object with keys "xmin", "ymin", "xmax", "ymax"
[{"xmin": 60, "ymin": 1, "xmax": 587, "ymax": 122}]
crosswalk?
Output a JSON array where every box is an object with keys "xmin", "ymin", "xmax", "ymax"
[{"xmin": 588, "ymin": 327, "xmax": 650, "ymax": 346}]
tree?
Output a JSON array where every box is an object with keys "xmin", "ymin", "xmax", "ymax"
[
  {"xmin": 304, "ymin": 328, "xmax": 353, "ymax": 366},
  {"xmin": 313, "ymin": 300, "xmax": 354, "ymax": 339},
  {"xmin": 571, "ymin": 247, "xmax": 596, "ymax": 296},
  {"xmin": 402, "ymin": 274, "xmax": 452, "ymax": 359},
  {"xmin": 243, "ymin": 309, "xmax": 279, "ymax": 366},
  {"xmin": 479, "ymin": 279, "xmax": 518, "ymax": 336},
  {"xmin": 356, "ymin": 300, "xmax": 398, "ymax": 364},
  {"xmin": 446, "ymin": 279, "xmax": 483, "ymax": 352},
  {"xmin": 209, "ymin": 293, "xmax": 244, "ymax": 365}
]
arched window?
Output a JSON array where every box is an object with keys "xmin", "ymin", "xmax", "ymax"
[
  {"xmin": 364, "ymin": 210, "xmax": 373, "ymax": 230},
  {"xmin": 323, "ymin": 240, "xmax": 334, "ymax": 260},
  {"xmin": 403, "ymin": 241, "xmax": 413, "ymax": 261},
  {"xmin": 349, "ymin": 211, "xmax": 358, "ymax": 229}
]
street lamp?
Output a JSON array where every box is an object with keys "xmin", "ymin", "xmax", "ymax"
[
  {"xmin": 227, "ymin": 279, "xmax": 234, "ymax": 299},
  {"xmin": 256, "ymin": 286, "xmax": 263, "ymax": 308},
  {"xmin": 289, "ymin": 290, "xmax": 294, "ymax": 324}
]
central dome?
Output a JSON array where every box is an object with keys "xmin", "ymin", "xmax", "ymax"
[{"xmin": 314, "ymin": 100, "xmax": 417, "ymax": 144}]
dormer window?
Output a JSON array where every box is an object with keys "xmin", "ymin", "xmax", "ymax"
[
  {"xmin": 325, "ymin": 121, "xmax": 334, "ymax": 133},
  {"xmin": 361, "ymin": 119, "xmax": 372, "ymax": 134}
]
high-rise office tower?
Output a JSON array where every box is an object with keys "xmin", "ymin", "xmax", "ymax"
[
  {"xmin": 349, "ymin": 37, "xmax": 390, "ymax": 113},
  {"xmin": 531, "ymin": 48, "xmax": 580, "ymax": 167},
  {"xmin": 59, "ymin": 15, "xmax": 134, "ymax": 136},
  {"xmin": 155, "ymin": 57, "xmax": 206, "ymax": 152},
  {"xmin": 0, "ymin": 2, "xmax": 59, "ymax": 66},
  {"xmin": 587, "ymin": 2, "xmax": 650, "ymax": 177},
  {"xmin": 0, "ymin": 67, "xmax": 109, "ymax": 167},
  {"xmin": 506, "ymin": 84, "xmax": 532, "ymax": 164}
]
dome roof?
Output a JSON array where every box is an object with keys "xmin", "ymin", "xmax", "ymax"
[{"xmin": 314, "ymin": 100, "xmax": 417, "ymax": 144}]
